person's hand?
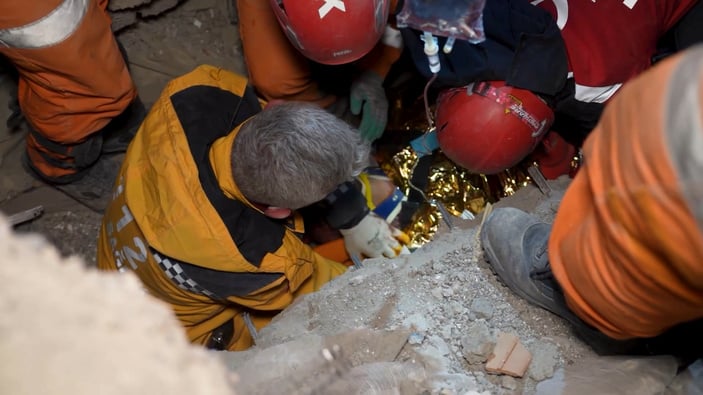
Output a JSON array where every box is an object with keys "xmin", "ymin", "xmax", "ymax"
[
  {"xmin": 349, "ymin": 71, "xmax": 388, "ymax": 142},
  {"xmin": 339, "ymin": 212, "xmax": 408, "ymax": 258}
]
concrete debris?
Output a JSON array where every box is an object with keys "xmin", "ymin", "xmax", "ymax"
[
  {"xmin": 527, "ymin": 339, "xmax": 559, "ymax": 381},
  {"xmin": 469, "ymin": 297, "xmax": 495, "ymax": 320},
  {"xmin": 224, "ymin": 180, "xmax": 592, "ymax": 394},
  {"xmin": 182, "ymin": 0, "xmax": 219, "ymax": 12},
  {"xmin": 108, "ymin": 0, "xmax": 152, "ymax": 11},
  {"xmin": 6, "ymin": 205, "xmax": 43, "ymax": 226},
  {"xmin": 138, "ymin": 0, "xmax": 182, "ymax": 18},
  {"xmin": 501, "ymin": 375, "xmax": 519, "ymax": 390},
  {"xmin": 219, "ymin": 329, "xmax": 419, "ymax": 395},
  {"xmin": 664, "ymin": 358, "xmax": 703, "ymax": 395},
  {"xmin": 485, "ymin": 332, "xmax": 533, "ymax": 378},
  {"xmin": 535, "ymin": 355, "xmax": 679, "ymax": 395},
  {"xmin": 108, "ymin": 0, "xmax": 187, "ymax": 32},
  {"xmin": 460, "ymin": 319, "xmax": 494, "ymax": 364},
  {"xmin": 110, "ymin": 11, "xmax": 138, "ymax": 32}
]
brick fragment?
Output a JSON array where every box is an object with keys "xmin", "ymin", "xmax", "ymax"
[
  {"xmin": 485, "ymin": 332, "xmax": 518, "ymax": 373},
  {"xmin": 500, "ymin": 340, "xmax": 532, "ymax": 378},
  {"xmin": 485, "ymin": 332, "xmax": 532, "ymax": 378}
]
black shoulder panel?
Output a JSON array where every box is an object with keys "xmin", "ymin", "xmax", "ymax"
[{"xmin": 170, "ymin": 84, "xmax": 285, "ymax": 267}]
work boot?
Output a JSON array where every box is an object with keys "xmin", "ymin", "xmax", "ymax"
[
  {"xmin": 53, "ymin": 154, "xmax": 122, "ymax": 212},
  {"xmin": 480, "ymin": 207, "xmax": 649, "ymax": 355},
  {"xmin": 101, "ymin": 96, "xmax": 147, "ymax": 154},
  {"xmin": 22, "ymin": 151, "xmax": 122, "ymax": 213}
]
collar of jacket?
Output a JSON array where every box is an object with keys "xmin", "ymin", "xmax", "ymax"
[
  {"xmin": 208, "ymin": 121, "xmax": 260, "ymax": 210},
  {"xmin": 208, "ymin": 118, "xmax": 306, "ymax": 234}
]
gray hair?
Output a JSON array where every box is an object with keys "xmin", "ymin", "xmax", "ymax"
[{"xmin": 232, "ymin": 102, "xmax": 371, "ymax": 209}]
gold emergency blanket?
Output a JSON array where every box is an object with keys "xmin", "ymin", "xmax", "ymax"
[
  {"xmin": 378, "ymin": 95, "xmax": 533, "ymax": 249},
  {"xmin": 379, "ymin": 145, "xmax": 532, "ymax": 249}
]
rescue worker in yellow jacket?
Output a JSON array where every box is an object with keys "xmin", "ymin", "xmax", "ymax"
[
  {"xmin": 1, "ymin": 0, "xmax": 145, "ymax": 210},
  {"xmin": 97, "ymin": 65, "xmax": 407, "ymax": 351},
  {"xmin": 480, "ymin": 45, "xmax": 703, "ymax": 357}
]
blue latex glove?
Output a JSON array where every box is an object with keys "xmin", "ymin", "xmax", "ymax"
[{"xmin": 350, "ymin": 71, "xmax": 388, "ymax": 142}]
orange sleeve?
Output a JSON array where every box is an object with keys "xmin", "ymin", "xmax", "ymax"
[
  {"xmin": 357, "ymin": 0, "xmax": 404, "ymax": 79},
  {"xmin": 549, "ymin": 52, "xmax": 703, "ymax": 339},
  {"xmin": 357, "ymin": 40, "xmax": 403, "ymax": 79},
  {"xmin": 236, "ymin": 0, "xmax": 336, "ymax": 107}
]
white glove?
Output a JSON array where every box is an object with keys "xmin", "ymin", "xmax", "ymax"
[{"xmin": 339, "ymin": 212, "xmax": 405, "ymax": 259}]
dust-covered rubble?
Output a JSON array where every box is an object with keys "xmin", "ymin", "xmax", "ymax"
[{"xmin": 219, "ymin": 181, "xmax": 591, "ymax": 394}]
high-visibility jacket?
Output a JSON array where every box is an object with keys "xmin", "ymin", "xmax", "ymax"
[
  {"xmin": 550, "ymin": 46, "xmax": 703, "ymax": 339},
  {"xmin": 96, "ymin": 65, "xmax": 347, "ymax": 351},
  {"xmin": 0, "ymin": 0, "xmax": 137, "ymax": 179},
  {"xmin": 237, "ymin": 0, "xmax": 403, "ymax": 108}
]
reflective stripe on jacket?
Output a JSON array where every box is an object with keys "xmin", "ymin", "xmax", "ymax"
[{"xmin": 97, "ymin": 65, "xmax": 346, "ymax": 350}]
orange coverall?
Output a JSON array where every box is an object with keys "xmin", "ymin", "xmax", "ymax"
[
  {"xmin": 550, "ymin": 46, "xmax": 703, "ymax": 340},
  {"xmin": 0, "ymin": 0, "xmax": 136, "ymax": 180},
  {"xmin": 237, "ymin": 0, "xmax": 402, "ymax": 108}
]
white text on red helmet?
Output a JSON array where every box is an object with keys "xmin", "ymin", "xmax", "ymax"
[{"xmin": 319, "ymin": 0, "xmax": 346, "ymax": 19}]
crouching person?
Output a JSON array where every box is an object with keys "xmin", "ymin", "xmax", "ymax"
[
  {"xmin": 480, "ymin": 46, "xmax": 703, "ymax": 358},
  {"xmin": 97, "ymin": 65, "xmax": 406, "ymax": 351}
]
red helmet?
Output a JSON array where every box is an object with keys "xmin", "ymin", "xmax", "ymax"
[
  {"xmin": 435, "ymin": 81, "xmax": 554, "ymax": 174},
  {"xmin": 530, "ymin": 131, "xmax": 578, "ymax": 179},
  {"xmin": 269, "ymin": 0, "xmax": 390, "ymax": 65}
]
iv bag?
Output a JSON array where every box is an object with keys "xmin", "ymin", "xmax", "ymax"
[{"xmin": 396, "ymin": 0, "xmax": 486, "ymax": 44}]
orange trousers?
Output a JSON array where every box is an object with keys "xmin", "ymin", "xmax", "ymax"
[
  {"xmin": 0, "ymin": 0, "xmax": 136, "ymax": 179},
  {"xmin": 550, "ymin": 47, "xmax": 703, "ymax": 339}
]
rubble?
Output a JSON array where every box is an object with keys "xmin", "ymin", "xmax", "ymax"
[
  {"xmin": 107, "ymin": 0, "xmax": 189, "ymax": 32},
  {"xmin": 0, "ymin": 2, "xmax": 698, "ymax": 394},
  {"xmin": 535, "ymin": 356, "xmax": 679, "ymax": 395}
]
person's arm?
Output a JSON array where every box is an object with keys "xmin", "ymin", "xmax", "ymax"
[
  {"xmin": 350, "ymin": 24, "xmax": 404, "ymax": 142},
  {"xmin": 356, "ymin": 0, "xmax": 404, "ymax": 79},
  {"xmin": 319, "ymin": 181, "xmax": 406, "ymax": 258},
  {"xmin": 356, "ymin": 28, "xmax": 404, "ymax": 80},
  {"xmin": 236, "ymin": 0, "xmax": 336, "ymax": 107}
]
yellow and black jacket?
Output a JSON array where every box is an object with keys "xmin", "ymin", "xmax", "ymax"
[{"xmin": 97, "ymin": 65, "xmax": 347, "ymax": 350}]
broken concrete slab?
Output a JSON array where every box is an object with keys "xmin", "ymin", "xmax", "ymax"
[
  {"xmin": 108, "ymin": 0, "xmax": 152, "ymax": 11},
  {"xmin": 138, "ymin": 0, "xmax": 182, "ymax": 17},
  {"xmin": 535, "ymin": 355, "xmax": 678, "ymax": 395},
  {"xmin": 182, "ymin": 0, "xmax": 219, "ymax": 12},
  {"xmin": 219, "ymin": 328, "xmax": 417, "ymax": 394},
  {"xmin": 664, "ymin": 359, "xmax": 703, "ymax": 394},
  {"xmin": 460, "ymin": 319, "xmax": 494, "ymax": 364},
  {"xmin": 110, "ymin": 10, "xmax": 138, "ymax": 32},
  {"xmin": 527, "ymin": 338, "xmax": 559, "ymax": 381}
]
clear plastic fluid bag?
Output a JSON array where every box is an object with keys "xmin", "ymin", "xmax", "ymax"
[{"xmin": 396, "ymin": 0, "xmax": 486, "ymax": 44}]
